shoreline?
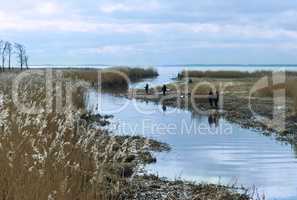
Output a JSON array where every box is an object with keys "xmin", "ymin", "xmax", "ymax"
[
  {"xmin": 123, "ymin": 80, "xmax": 297, "ymax": 147},
  {"xmin": 0, "ymin": 70, "xmax": 267, "ymax": 199},
  {"xmin": 85, "ymin": 113, "xmax": 251, "ymax": 199}
]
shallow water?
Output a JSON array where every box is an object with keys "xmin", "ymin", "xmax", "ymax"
[
  {"xmin": 87, "ymin": 65, "xmax": 297, "ymax": 200},
  {"xmin": 87, "ymin": 92, "xmax": 297, "ymax": 200}
]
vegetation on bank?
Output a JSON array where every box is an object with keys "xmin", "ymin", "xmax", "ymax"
[
  {"xmin": 0, "ymin": 70, "xmax": 252, "ymax": 200},
  {"xmin": 133, "ymin": 70, "xmax": 297, "ymax": 154},
  {"xmin": 251, "ymin": 78, "xmax": 297, "ymax": 112},
  {"xmin": 0, "ymin": 71, "xmax": 165, "ymax": 199},
  {"xmin": 180, "ymin": 70, "xmax": 297, "ymax": 79},
  {"xmin": 177, "ymin": 70, "xmax": 297, "ymax": 113},
  {"xmin": 63, "ymin": 67, "xmax": 158, "ymax": 89}
]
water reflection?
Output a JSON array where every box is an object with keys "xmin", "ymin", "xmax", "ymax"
[
  {"xmin": 162, "ymin": 104, "xmax": 167, "ymax": 112},
  {"xmin": 208, "ymin": 112, "xmax": 220, "ymax": 128},
  {"xmin": 87, "ymin": 92, "xmax": 297, "ymax": 200}
]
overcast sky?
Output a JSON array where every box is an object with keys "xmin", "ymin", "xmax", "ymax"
[{"xmin": 1, "ymin": 0, "xmax": 297, "ymax": 65}]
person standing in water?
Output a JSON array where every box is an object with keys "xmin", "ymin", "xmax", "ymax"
[
  {"xmin": 162, "ymin": 85, "xmax": 167, "ymax": 95},
  {"xmin": 214, "ymin": 91, "xmax": 219, "ymax": 108},
  {"xmin": 208, "ymin": 90, "xmax": 213, "ymax": 107},
  {"xmin": 145, "ymin": 83, "xmax": 149, "ymax": 94}
]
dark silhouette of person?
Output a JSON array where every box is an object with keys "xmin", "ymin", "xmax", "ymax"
[
  {"xmin": 208, "ymin": 90, "xmax": 213, "ymax": 107},
  {"xmin": 214, "ymin": 113, "xmax": 219, "ymax": 127},
  {"xmin": 162, "ymin": 85, "xmax": 167, "ymax": 95},
  {"xmin": 162, "ymin": 104, "xmax": 167, "ymax": 112},
  {"xmin": 208, "ymin": 113, "xmax": 220, "ymax": 127},
  {"xmin": 208, "ymin": 114, "xmax": 214, "ymax": 126},
  {"xmin": 214, "ymin": 91, "xmax": 219, "ymax": 108},
  {"xmin": 145, "ymin": 83, "xmax": 149, "ymax": 94}
]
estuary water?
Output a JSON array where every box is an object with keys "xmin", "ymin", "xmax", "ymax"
[{"xmin": 87, "ymin": 65, "xmax": 297, "ymax": 200}]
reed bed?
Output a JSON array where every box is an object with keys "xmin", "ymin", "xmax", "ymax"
[
  {"xmin": 0, "ymin": 73, "xmax": 115, "ymax": 199},
  {"xmin": 63, "ymin": 67, "xmax": 158, "ymax": 89},
  {"xmin": 181, "ymin": 70, "xmax": 297, "ymax": 79},
  {"xmin": 0, "ymin": 71, "xmax": 158, "ymax": 200},
  {"xmin": 253, "ymin": 78, "xmax": 297, "ymax": 113},
  {"xmin": 0, "ymin": 70, "xmax": 252, "ymax": 200},
  {"xmin": 180, "ymin": 70, "xmax": 297, "ymax": 113}
]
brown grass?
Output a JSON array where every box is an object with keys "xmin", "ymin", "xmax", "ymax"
[
  {"xmin": 181, "ymin": 70, "xmax": 297, "ymax": 79},
  {"xmin": 63, "ymin": 67, "xmax": 158, "ymax": 90},
  {"xmin": 0, "ymin": 72, "xmax": 137, "ymax": 200},
  {"xmin": 0, "ymin": 70, "xmax": 253, "ymax": 200},
  {"xmin": 254, "ymin": 78, "xmax": 297, "ymax": 112}
]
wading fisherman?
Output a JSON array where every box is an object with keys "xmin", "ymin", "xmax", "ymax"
[
  {"xmin": 162, "ymin": 85, "xmax": 167, "ymax": 96},
  {"xmin": 214, "ymin": 91, "xmax": 219, "ymax": 108},
  {"xmin": 208, "ymin": 90, "xmax": 213, "ymax": 107},
  {"xmin": 145, "ymin": 83, "xmax": 149, "ymax": 94}
]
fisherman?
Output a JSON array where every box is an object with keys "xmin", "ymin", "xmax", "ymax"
[
  {"xmin": 214, "ymin": 91, "xmax": 219, "ymax": 108},
  {"xmin": 162, "ymin": 104, "xmax": 167, "ymax": 112},
  {"xmin": 208, "ymin": 90, "xmax": 214, "ymax": 107},
  {"xmin": 177, "ymin": 73, "xmax": 182, "ymax": 80},
  {"xmin": 162, "ymin": 85, "xmax": 167, "ymax": 96},
  {"xmin": 208, "ymin": 114, "xmax": 214, "ymax": 127},
  {"xmin": 145, "ymin": 83, "xmax": 149, "ymax": 94}
]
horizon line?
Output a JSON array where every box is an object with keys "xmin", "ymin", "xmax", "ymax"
[{"xmin": 28, "ymin": 63, "xmax": 297, "ymax": 67}]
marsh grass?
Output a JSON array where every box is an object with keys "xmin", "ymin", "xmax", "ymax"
[
  {"xmin": 0, "ymin": 70, "xmax": 254, "ymax": 200},
  {"xmin": 180, "ymin": 70, "xmax": 297, "ymax": 113},
  {"xmin": 254, "ymin": 78, "xmax": 297, "ymax": 113},
  {"xmin": 0, "ymin": 73, "xmax": 115, "ymax": 199},
  {"xmin": 63, "ymin": 67, "xmax": 158, "ymax": 89},
  {"xmin": 181, "ymin": 70, "xmax": 297, "ymax": 79},
  {"xmin": 0, "ymin": 71, "xmax": 155, "ymax": 200}
]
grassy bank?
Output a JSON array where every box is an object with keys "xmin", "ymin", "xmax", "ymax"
[
  {"xmin": 131, "ymin": 70, "xmax": 297, "ymax": 148},
  {"xmin": 253, "ymin": 78, "xmax": 297, "ymax": 112},
  {"xmin": 0, "ymin": 71, "xmax": 167, "ymax": 199},
  {"xmin": 181, "ymin": 70, "xmax": 297, "ymax": 79},
  {"xmin": 0, "ymin": 70, "xmax": 251, "ymax": 200},
  {"xmin": 179, "ymin": 70, "xmax": 297, "ymax": 112}
]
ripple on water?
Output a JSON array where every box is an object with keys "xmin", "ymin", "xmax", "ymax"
[{"xmin": 87, "ymin": 91, "xmax": 297, "ymax": 200}]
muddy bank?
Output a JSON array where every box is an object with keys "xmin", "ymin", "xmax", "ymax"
[
  {"xmin": 124, "ymin": 175, "xmax": 249, "ymax": 200},
  {"xmin": 124, "ymin": 90, "xmax": 297, "ymax": 146}
]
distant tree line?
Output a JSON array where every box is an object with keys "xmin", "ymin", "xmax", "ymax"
[{"xmin": 0, "ymin": 40, "xmax": 29, "ymax": 71}]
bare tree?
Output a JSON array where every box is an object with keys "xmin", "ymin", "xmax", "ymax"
[
  {"xmin": 0, "ymin": 40, "xmax": 3, "ymax": 71},
  {"xmin": 24, "ymin": 55, "xmax": 29, "ymax": 69},
  {"xmin": 1, "ymin": 42, "xmax": 10, "ymax": 71},
  {"xmin": 5, "ymin": 42, "xmax": 13, "ymax": 70},
  {"xmin": 14, "ymin": 43, "xmax": 26, "ymax": 70}
]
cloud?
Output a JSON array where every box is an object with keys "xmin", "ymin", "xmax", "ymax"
[
  {"xmin": 34, "ymin": 1, "xmax": 62, "ymax": 15},
  {"xmin": 2, "ymin": 0, "xmax": 297, "ymax": 64},
  {"xmin": 0, "ymin": 12, "xmax": 154, "ymax": 33},
  {"xmin": 87, "ymin": 45, "xmax": 135, "ymax": 54},
  {"xmin": 98, "ymin": 1, "xmax": 160, "ymax": 13},
  {"xmin": 1, "ymin": 9, "xmax": 297, "ymax": 41}
]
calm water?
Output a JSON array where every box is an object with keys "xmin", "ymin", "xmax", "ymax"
[{"xmin": 87, "ymin": 65, "xmax": 297, "ymax": 200}]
